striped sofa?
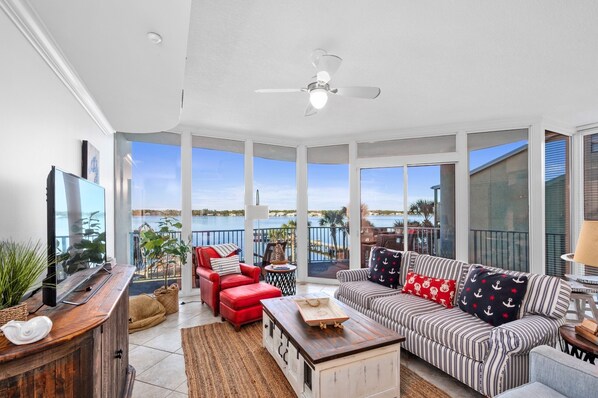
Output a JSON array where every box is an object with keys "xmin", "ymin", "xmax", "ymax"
[{"xmin": 334, "ymin": 251, "xmax": 571, "ymax": 397}]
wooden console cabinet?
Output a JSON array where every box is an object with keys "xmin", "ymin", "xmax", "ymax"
[{"xmin": 0, "ymin": 265, "xmax": 135, "ymax": 397}]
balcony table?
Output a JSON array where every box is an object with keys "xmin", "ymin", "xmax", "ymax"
[{"xmin": 264, "ymin": 264, "xmax": 296, "ymax": 296}]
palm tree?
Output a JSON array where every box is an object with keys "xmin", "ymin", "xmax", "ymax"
[
  {"xmin": 409, "ymin": 199, "xmax": 435, "ymax": 227},
  {"xmin": 319, "ymin": 209, "xmax": 346, "ymax": 258}
]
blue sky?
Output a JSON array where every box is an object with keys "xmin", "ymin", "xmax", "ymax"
[{"xmin": 131, "ymin": 139, "xmax": 540, "ymax": 211}]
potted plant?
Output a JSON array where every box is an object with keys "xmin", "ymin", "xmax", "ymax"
[
  {"xmin": 139, "ymin": 217, "xmax": 190, "ymax": 314},
  {"xmin": 0, "ymin": 240, "xmax": 48, "ymax": 331}
]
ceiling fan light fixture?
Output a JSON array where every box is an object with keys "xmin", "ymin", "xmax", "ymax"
[{"xmin": 309, "ymin": 88, "xmax": 328, "ymax": 109}]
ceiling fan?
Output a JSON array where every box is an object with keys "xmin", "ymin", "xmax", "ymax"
[{"xmin": 255, "ymin": 49, "xmax": 381, "ymax": 116}]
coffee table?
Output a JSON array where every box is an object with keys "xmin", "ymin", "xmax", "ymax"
[{"xmin": 261, "ymin": 295, "xmax": 405, "ymax": 398}]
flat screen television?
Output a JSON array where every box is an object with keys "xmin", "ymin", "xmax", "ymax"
[{"xmin": 43, "ymin": 166, "xmax": 106, "ymax": 306}]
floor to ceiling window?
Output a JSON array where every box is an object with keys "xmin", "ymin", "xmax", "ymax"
[
  {"xmin": 307, "ymin": 145, "xmax": 349, "ymax": 279},
  {"xmin": 545, "ymin": 131, "xmax": 570, "ymax": 276},
  {"xmin": 583, "ymin": 133, "xmax": 598, "ymax": 276},
  {"xmin": 468, "ymin": 129, "xmax": 529, "ymax": 271},
  {"xmin": 253, "ymin": 143, "xmax": 297, "ymax": 265},
  {"xmin": 126, "ymin": 133, "xmax": 182, "ymax": 295},
  {"xmin": 191, "ymin": 137, "xmax": 245, "ymax": 263}
]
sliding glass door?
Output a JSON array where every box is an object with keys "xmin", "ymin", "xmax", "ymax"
[{"xmin": 359, "ymin": 163, "xmax": 456, "ymax": 267}]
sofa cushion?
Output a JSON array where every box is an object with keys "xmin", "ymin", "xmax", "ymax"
[
  {"xmin": 413, "ymin": 255, "xmax": 469, "ymax": 305},
  {"xmin": 458, "ymin": 266, "xmax": 529, "ymax": 326},
  {"xmin": 411, "ymin": 307, "xmax": 493, "ymax": 362},
  {"xmin": 467, "ymin": 265, "xmax": 570, "ymax": 319},
  {"xmin": 400, "ymin": 251, "xmax": 419, "ymax": 286},
  {"xmin": 370, "ymin": 293, "xmax": 445, "ymax": 329},
  {"xmin": 336, "ymin": 281, "xmax": 402, "ymax": 310},
  {"xmin": 367, "ymin": 247, "xmax": 402, "ymax": 289},
  {"xmin": 220, "ymin": 273, "xmax": 255, "ymax": 290},
  {"xmin": 402, "ymin": 271, "xmax": 457, "ymax": 308},
  {"xmin": 197, "ymin": 246, "xmax": 237, "ymax": 270}
]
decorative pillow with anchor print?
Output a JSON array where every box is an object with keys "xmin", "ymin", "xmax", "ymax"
[
  {"xmin": 367, "ymin": 247, "xmax": 402, "ymax": 289},
  {"xmin": 458, "ymin": 266, "xmax": 529, "ymax": 326}
]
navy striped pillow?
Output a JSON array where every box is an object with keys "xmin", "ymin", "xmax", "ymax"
[{"xmin": 210, "ymin": 255, "xmax": 241, "ymax": 276}]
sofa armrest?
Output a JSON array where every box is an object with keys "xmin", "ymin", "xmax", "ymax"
[
  {"xmin": 530, "ymin": 345, "xmax": 598, "ymax": 398},
  {"xmin": 491, "ymin": 315, "xmax": 564, "ymax": 355},
  {"xmin": 197, "ymin": 266, "xmax": 220, "ymax": 283},
  {"xmin": 240, "ymin": 263, "xmax": 260, "ymax": 282},
  {"xmin": 337, "ymin": 268, "xmax": 369, "ymax": 283}
]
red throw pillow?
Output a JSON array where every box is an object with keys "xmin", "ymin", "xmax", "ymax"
[{"xmin": 401, "ymin": 272, "xmax": 456, "ymax": 309}]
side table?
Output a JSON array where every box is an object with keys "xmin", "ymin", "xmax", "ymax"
[
  {"xmin": 559, "ymin": 324, "xmax": 598, "ymax": 364},
  {"xmin": 264, "ymin": 265, "xmax": 296, "ymax": 296},
  {"xmin": 564, "ymin": 274, "xmax": 598, "ymax": 322}
]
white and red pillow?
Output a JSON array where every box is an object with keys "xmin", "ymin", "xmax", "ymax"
[{"xmin": 401, "ymin": 272, "xmax": 456, "ymax": 309}]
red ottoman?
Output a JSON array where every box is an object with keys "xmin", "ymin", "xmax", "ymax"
[{"xmin": 219, "ymin": 283, "xmax": 282, "ymax": 331}]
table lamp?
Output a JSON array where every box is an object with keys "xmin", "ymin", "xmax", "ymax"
[{"xmin": 572, "ymin": 220, "xmax": 598, "ymax": 285}]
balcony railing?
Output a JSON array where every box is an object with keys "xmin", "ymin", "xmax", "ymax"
[
  {"xmin": 129, "ymin": 228, "xmax": 568, "ymax": 281},
  {"xmin": 470, "ymin": 229, "xmax": 529, "ymax": 272}
]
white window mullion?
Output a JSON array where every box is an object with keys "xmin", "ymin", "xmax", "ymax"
[{"xmin": 455, "ymin": 131, "xmax": 469, "ymax": 263}]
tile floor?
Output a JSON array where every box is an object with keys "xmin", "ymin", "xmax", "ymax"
[{"xmin": 130, "ymin": 282, "xmax": 482, "ymax": 398}]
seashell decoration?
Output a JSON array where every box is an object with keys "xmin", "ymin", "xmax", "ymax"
[{"xmin": 0, "ymin": 316, "xmax": 52, "ymax": 345}]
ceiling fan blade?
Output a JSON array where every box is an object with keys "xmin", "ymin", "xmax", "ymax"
[
  {"xmin": 332, "ymin": 86, "xmax": 381, "ymax": 99},
  {"xmin": 315, "ymin": 54, "xmax": 342, "ymax": 83},
  {"xmin": 255, "ymin": 88, "xmax": 304, "ymax": 93},
  {"xmin": 304, "ymin": 102, "xmax": 318, "ymax": 117}
]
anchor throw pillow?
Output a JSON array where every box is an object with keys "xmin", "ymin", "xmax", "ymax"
[
  {"xmin": 367, "ymin": 247, "xmax": 402, "ymax": 289},
  {"xmin": 458, "ymin": 266, "xmax": 529, "ymax": 326},
  {"xmin": 401, "ymin": 272, "xmax": 456, "ymax": 309}
]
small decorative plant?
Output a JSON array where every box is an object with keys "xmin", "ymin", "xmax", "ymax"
[
  {"xmin": 0, "ymin": 240, "xmax": 48, "ymax": 310},
  {"xmin": 139, "ymin": 217, "xmax": 191, "ymax": 289}
]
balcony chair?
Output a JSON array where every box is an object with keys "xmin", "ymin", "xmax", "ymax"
[{"xmin": 195, "ymin": 246, "xmax": 260, "ymax": 316}]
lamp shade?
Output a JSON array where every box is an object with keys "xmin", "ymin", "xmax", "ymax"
[
  {"xmin": 245, "ymin": 205, "xmax": 269, "ymax": 220},
  {"xmin": 573, "ymin": 220, "xmax": 598, "ymax": 267}
]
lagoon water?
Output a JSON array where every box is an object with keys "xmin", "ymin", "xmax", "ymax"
[{"xmin": 131, "ymin": 215, "xmax": 421, "ymax": 231}]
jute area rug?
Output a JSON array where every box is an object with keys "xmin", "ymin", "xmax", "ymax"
[{"xmin": 181, "ymin": 322, "xmax": 450, "ymax": 398}]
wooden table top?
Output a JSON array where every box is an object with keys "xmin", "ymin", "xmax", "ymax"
[
  {"xmin": 0, "ymin": 265, "xmax": 135, "ymax": 363},
  {"xmin": 560, "ymin": 324, "xmax": 598, "ymax": 355},
  {"xmin": 262, "ymin": 295, "xmax": 405, "ymax": 365}
]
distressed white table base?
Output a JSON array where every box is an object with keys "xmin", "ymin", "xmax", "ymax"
[{"xmin": 263, "ymin": 312, "xmax": 401, "ymax": 398}]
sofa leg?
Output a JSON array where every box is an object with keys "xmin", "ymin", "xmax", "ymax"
[{"xmin": 234, "ymin": 325, "xmax": 241, "ymax": 332}]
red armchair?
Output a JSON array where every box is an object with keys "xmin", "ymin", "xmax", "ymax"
[{"xmin": 195, "ymin": 246, "xmax": 260, "ymax": 316}]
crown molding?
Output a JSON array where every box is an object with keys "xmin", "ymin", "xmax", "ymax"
[{"xmin": 1, "ymin": 0, "xmax": 114, "ymax": 135}]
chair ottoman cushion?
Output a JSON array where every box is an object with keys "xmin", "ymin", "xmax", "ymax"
[
  {"xmin": 370, "ymin": 293, "xmax": 445, "ymax": 329},
  {"xmin": 220, "ymin": 273, "xmax": 255, "ymax": 290},
  {"xmin": 411, "ymin": 307, "xmax": 493, "ymax": 362},
  {"xmin": 220, "ymin": 283, "xmax": 282, "ymax": 310},
  {"xmin": 336, "ymin": 280, "xmax": 402, "ymax": 310}
]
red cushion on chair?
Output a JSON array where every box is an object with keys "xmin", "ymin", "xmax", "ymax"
[
  {"xmin": 197, "ymin": 247, "xmax": 236, "ymax": 270},
  {"xmin": 220, "ymin": 273, "xmax": 255, "ymax": 290},
  {"xmin": 220, "ymin": 283, "xmax": 282, "ymax": 310}
]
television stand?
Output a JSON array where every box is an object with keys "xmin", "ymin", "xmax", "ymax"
[
  {"xmin": 62, "ymin": 266, "xmax": 113, "ymax": 306},
  {"xmin": 0, "ymin": 265, "xmax": 135, "ymax": 397}
]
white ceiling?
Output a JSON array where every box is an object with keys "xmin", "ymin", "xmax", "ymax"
[
  {"xmin": 29, "ymin": 0, "xmax": 191, "ymax": 133},
  {"xmin": 27, "ymin": 1, "xmax": 598, "ymax": 141},
  {"xmin": 180, "ymin": 0, "xmax": 598, "ymax": 141}
]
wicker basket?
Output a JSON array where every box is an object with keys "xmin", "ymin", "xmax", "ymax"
[
  {"xmin": 154, "ymin": 283, "xmax": 179, "ymax": 315},
  {"xmin": 0, "ymin": 303, "xmax": 28, "ymax": 336}
]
